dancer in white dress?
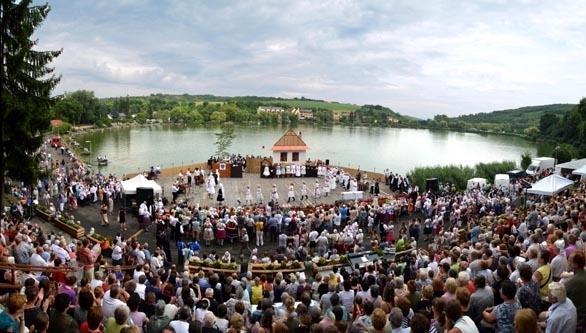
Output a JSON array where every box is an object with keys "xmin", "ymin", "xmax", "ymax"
[
  {"xmin": 271, "ymin": 184, "xmax": 279, "ymax": 202},
  {"xmin": 245, "ymin": 185, "xmax": 253, "ymax": 205},
  {"xmin": 287, "ymin": 183, "xmax": 295, "ymax": 202},
  {"xmin": 301, "ymin": 164, "xmax": 306, "ymax": 176},
  {"xmin": 323, "ymin": 177, "xmax": 330, "ymax": 197},
  {"xmin": 206, "ymin": 175, "xmax": 216, "ymax": 199},
  {"xmin": 263, "ymin": 165, "xmax": 270, "ymax": 177},
  {"xmin": 301, "ymin": 181, "xmax": 308, "ymax": 200},
  {"xmin": 314, "ymin": 180, "xmax": 321, "ymax": 199},
  {"xmin": 275, "ymin": 164, "xmax": 281, "ymax": 178},
  {"xmin": 285, "ymin": 164, "xmax": 291, "ymax": 177},
  {"xmin": 256, "ymin": 184, "xmax": 264, "ymax": 204},
  {"xmin": 295, "ymin": 164, "xmax": 301, "ymax": 177},
  {"xmin": 330, "ymin": 171, "xmax": 337, "ymax": 190}
]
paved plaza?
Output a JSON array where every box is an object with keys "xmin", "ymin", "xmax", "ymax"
[{"xmin": 158, "ymin": 171, "xmax": 384, "ymax": 208}]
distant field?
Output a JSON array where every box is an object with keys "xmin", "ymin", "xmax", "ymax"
[{"xmin": 264, "ymin": 99, "xmax": 359, "ymax": 112}]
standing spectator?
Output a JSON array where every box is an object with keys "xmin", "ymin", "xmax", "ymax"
[
  {"xmin": 483, "ymin": 280, "xmax": 521, "ymax": 333},
  {"xmin": 540, "ymin": 282, "xmax": 576, "ymax": 333},
  {"xmin": 564, "ymin": 252, "xmax": 586, "ymax": 326}
]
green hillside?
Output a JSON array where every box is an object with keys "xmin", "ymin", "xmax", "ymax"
[
  {"xmin": 264, "ymin": 98, "xmax": 359, "ymax": 112},
  {"xmin": 453, "ymin": 104, "xmax": 575, "ymax": 128}
]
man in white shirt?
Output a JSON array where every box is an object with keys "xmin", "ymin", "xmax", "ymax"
[
  {"xmin": 30, "ymin": 247, "xmax": 47, "ymax": 276},
  {"xmin": 136, "ymin": 275, "xmax": 147, "ymax": 300},
  {"xmin": 102, "ymin": 285, "xmax": 126, "ymax": 318},
  {"xmin": 133, "ymin": 265, "xmax": 146, "ymax": 282},
  {"xmin": 51, "ymin": 241, "xmax": 70, "ymax": 262},
  {"xmin": 170, "ymin": 306, "xmax": 192, "ymax": 333}
]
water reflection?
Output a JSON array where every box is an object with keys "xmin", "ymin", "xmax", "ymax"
[{"xmin": 76, "ymin": 125, "xmax": 537, "ymax": 175}]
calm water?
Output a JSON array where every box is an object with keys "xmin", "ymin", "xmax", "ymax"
[{"xmin": 76, "ymin": 125, "xmax": 537, "ymax": 175}]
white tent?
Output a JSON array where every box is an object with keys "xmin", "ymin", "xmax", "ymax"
[
  {"xmin": 467, "ymin": 178, "xmax": 487, "ymax": 190},
  {"xmin": 494, "ymin": 174, "xmax": 510, "ymax": 189},
  {"xmin": 526, "ymin": 174, "xmax": 574, "ymax": 196},
  {"xmin": 121, "ymin": 174, "xmax": 162, "ymax": 195},
  {"xmin": 572, "ymin": 165, "xmax": 586, "ymax": 176}
]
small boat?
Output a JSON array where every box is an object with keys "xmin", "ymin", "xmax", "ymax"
[
  {"xmin": 81, "ymin": 147, "xmax": 91, "ymax": 155},
  {"xmin": 97, "ymin": 156, "xmax": 108, "ymax": 166}
]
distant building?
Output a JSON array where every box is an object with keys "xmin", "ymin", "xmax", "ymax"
[
  {"xmin": 388, "ymin": 117, "xmax": 400, "ymax": 123},
  {"xmin": 271, "ymin": 129, "xmax": 309, "ymax": 163},
  {"xmin": 332, "ymin": 112, "xmax": 343, "ymax": 121},
  {"xmin": 257, "ymin": 106, "xmax": 285, "ymax": 113},
  {"xmin": 290, "ymin": 107, "xmax": 314, "ymax": 120}
]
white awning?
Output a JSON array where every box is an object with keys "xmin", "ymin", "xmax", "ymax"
[
  {"xmin": 572, "ymin": 165, "xmax": 586, "ymax": 176},
  {"xmin": 121, "ymin": 174, "xmax": 162, "ymax": 195},
  {"xmin": 526, "ymin": 174, "xmax": 574, "ymax": 196}
]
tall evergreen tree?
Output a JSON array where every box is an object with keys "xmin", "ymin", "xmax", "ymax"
[{"xmin": 0, "ymin": 0, "xmax": 61, "ymax": 209}]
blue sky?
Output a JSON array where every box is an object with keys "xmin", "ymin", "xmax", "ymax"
[{"xmin": 35, "ymin": 0, "xmax": 586, "ymax": 118}]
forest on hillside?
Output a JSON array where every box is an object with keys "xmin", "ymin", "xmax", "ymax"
[{"xmin": 49, "ymin": 91, "xmax": 410, "ymax": 127}]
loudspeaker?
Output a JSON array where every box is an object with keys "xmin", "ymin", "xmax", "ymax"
[
  {"xmin": 136, "ymin": 187, "xmax": 155, "ymax": 206},
  {"xmin": 231, "ymin": 163, "xmax": 243, "ymax": 178},
  {"xmin": 325, "ymin": 159, "xmax": 330, "ymax": 166},
  {"xmin": 426, "ymin": 178, "xmax": 439, "ymax": 192}
]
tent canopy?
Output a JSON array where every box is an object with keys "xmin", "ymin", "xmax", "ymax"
[
  {"xmin": 572, "ymin": 165, "xmax": 586, "ymax": 176},
  {"xmin": 121, "ymin": 174, "xmax": 162, "ymax": 195},
  {"xmin": 494, "ymin": 174, "xmax": 510, "ymax": 189},
  {"xmin": 526, "ymin": 174, "xmax": 574, "ymax": 196},
  {"xmin": 467, "ymin": 178, "xmax": 487, "ymax": 190}
]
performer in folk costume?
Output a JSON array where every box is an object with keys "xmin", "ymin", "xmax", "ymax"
[
  {"xmin": 314, "ymin": 180, "xmax": 321, "ymax": 199},
  {"xmin": 287, "ymin": 183, "xmax": 296, "ymax": 202},
  {"xmin": 203, "ymin": 218, "xmax": 214, "ymax": 246},
  {"xmin": 217, "ymin": 183, "xmax": 225, "ymax": 204},
  {"xmin": 263, "ymin": 165, "xmax": 270, "ymax": 177},
  {"xmin": 206, "ymin": 174, "xmax": 215, "ymax": 199},
  {"xmin": 275, "ymin": 164, "xmax": 282, "ymax": 178},
  {"xmin": 295, "ymin": 164, "xmax": 301, "ymax": 177},
  {"xmin": 285, "ymin": 164, "xmax": 291, "ymax": 177},
  {"xmin": 301, "ymin": 164, "xmax": 306, "ymax": 176},
  {"xmin": 256, "ymin": 184, "xmax": 264, "ymax": 204},
  {"xmin": 245, "ymin": 185, "xmax": 253, "ymax": 205},
  {"xmin": 271, "ymin": 184, "xmax": 279, "ymax": 202},
  {"xmin": 216, "ymin": 220, "xmax": 226, "ymax": 246},
  {"xmin": 301, "ymin": 181, "xmax": 308, "ymax": 200},
  {"xmin": 323, "ymin": 176, "xmax": 331, "ymax": 197}
]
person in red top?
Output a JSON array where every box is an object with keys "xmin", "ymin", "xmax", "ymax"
[
  {"xmin": 51, "ymin": 258, "xmax": 67, "ymax": 285},
  {"xmin": 80, "ymin": 305, "xmax": 104, "ymax": 333},
  {"xmin": 77, "ymin": 239, "xmax": 95, "ymax": 281}
]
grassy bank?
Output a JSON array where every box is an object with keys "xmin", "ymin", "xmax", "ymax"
[{"xmin": 408, "ymin": 161, "xmax": 517, "ymax": 190}]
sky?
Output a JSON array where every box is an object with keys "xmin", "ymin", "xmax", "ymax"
[{"xmin": 35, "ymin": 0, "xmax": 586, "ymax": 119}]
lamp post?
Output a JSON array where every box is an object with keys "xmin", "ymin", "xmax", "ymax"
[
  {"xmin": 85, "ymin": 140, "xmax": 92, "ymax": 156},
  {"xmin": 553, "ymin": 145, "xmax": 561, "ymax": 166}
]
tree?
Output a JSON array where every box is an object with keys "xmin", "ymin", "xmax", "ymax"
[
  {"xmin": 51, "ymin": 97, "xmax": 83, "ymax": 124},
  {"xmin": 214, "ymin": 123, "xmax": 236, "ymax": 158},
  {"xmin": 68, "ymin": 90, "xmax": 99, "ymax": 123},
  {"xmin": 210, "ymin": 111, "xmax": 227, "ymax": 123},
  {"xmin": 520, "ymin": 152, "xmax": 532, "ymax": 170},
  {"xmin": 539, "ymin": 113, "xmax": 558, "ymax": 136},
  {"xmin": 1, "ymin": 0, "xmax": 61, "ymax": 209}
]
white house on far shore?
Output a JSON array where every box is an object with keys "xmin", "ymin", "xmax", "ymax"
[
  {"xmin": 257, "ymin": 106, "xmax": 284, "ymax": 113},
  {"xmin": 271, "ymin": 129, "xmax": 309, "ymax": 164}
]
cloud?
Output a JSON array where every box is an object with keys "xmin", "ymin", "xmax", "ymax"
[{"xmin": 34, "ymin": 0, "xmax": 586, "ymax": 118}]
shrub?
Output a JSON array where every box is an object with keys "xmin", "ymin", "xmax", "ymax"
[
  {"xmin": 520, "ymin": 152, "xmax": 532, "ymax": 170},
  {"xmin": 408, "ymin": 160, "xmax": 518, "ymax": 191}
]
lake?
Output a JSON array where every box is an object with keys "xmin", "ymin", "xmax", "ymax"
[{"xmin": 75, "ymin": 125, "xmax": 537, "ymax": 175}]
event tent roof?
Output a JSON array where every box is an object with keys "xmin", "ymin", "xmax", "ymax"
[
  {"xmin": 555, "ymin": 158, "xmax": 586, "ymax": 170},
  {"xmin": 572, "ymin": 165, "xmax": 586, "ymax": 176},
  {"xmin": 121, "ymin": 174, "xmax": 162, "ymax": 195},
  {"xmin": 526, "ymin": 174, "xmax": 574, "ymax": 196},
  {"xmin": 466, "ymin": 178, "xmax": 487, "ymax": 190}
]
